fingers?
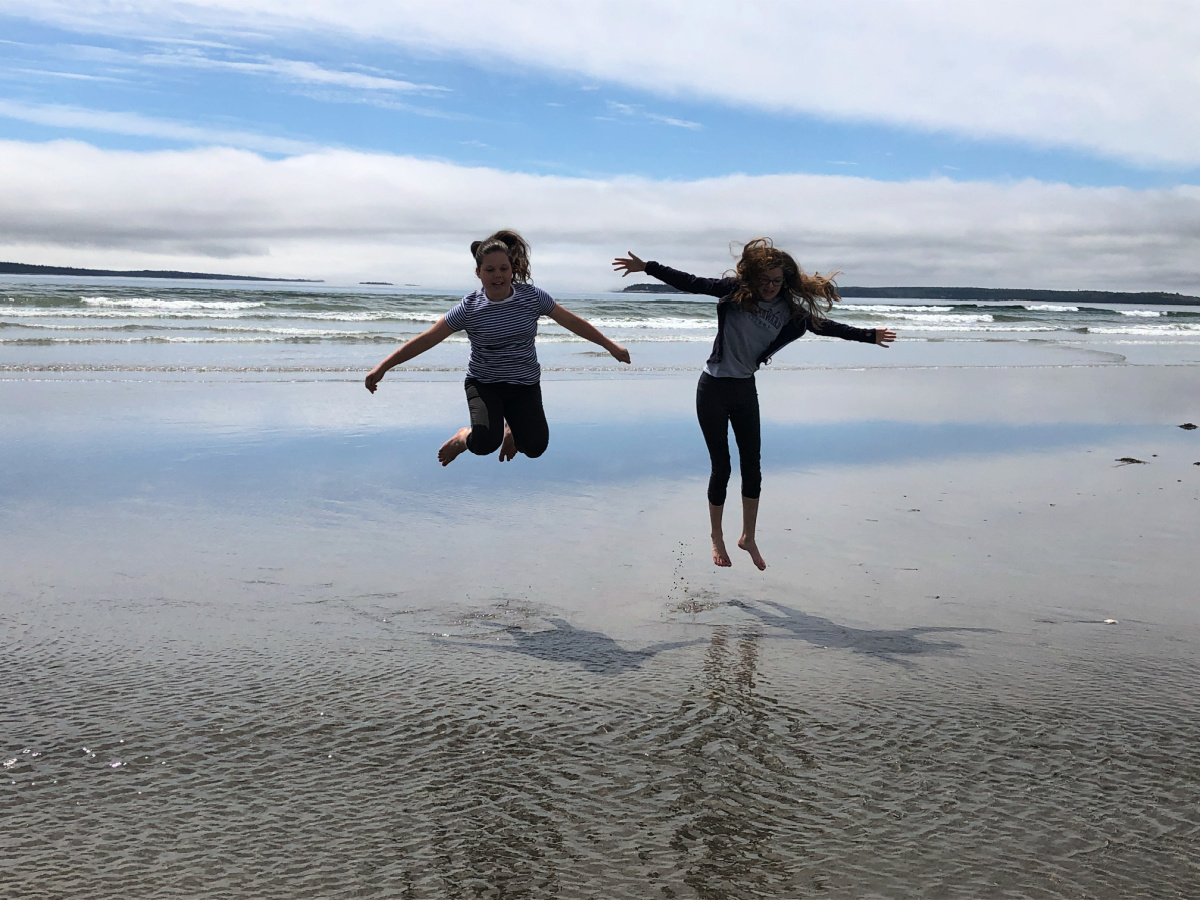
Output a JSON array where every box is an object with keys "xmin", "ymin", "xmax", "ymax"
[{"xmin": 611, "ymin": 251, "xmax": 645, "ymax": 276}]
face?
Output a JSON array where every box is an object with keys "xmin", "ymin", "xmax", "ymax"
[
  {"xmin": 477, "ymin": 250, "xmax": 513, "ymax": 301},
  {"xmin": 756, "ymin": 266, "xmax": 785, "ymax": 301}
]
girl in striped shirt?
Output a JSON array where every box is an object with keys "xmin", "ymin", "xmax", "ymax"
[{"xmin": 366, "ymin": 230, "xmax": 630, "ymax": 465}]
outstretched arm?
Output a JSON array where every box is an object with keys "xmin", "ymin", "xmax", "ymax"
[
  {"xmin": 365, "ymin": 317, "xmax": 454, "ymax": 392},
  {"xmin": 548, "ymin": 305, "xmax": 631, "ymax": 364},
  {"xmin": 613, "ymin": 251, "xmax": 733, "ymax": 297},
  {"xmin": 810, "ymin": 316, "xmax": 897, "ymax": 347}
]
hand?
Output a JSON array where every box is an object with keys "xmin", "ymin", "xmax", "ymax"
[
  {"xmin": 875, "ymin": 328, "xmax": 896, "ymax": 348},
  {"xmin": 365, "ymin": 368, "xmax": 384, "ymax": 392},
  {"xmin": 612, "ymin": 252, "xmax": 646, "ymax": 277},
  {"xmin": 609, "ymin": 343, "xmax": 631, "ymax": 364}
]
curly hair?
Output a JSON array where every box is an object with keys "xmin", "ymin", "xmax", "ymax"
[
  {"xmin": 470, "ymin": 229, "xmax": 532, "ymax": 284},
  {"xmin": 730, "ymin": 237, "xmax": 840, "ymax": 322}
]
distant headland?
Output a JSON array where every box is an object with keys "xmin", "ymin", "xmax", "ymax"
[
  {"xmin": 620, "ymin": 282, "xmax": 1200, "ymax": 306},
  {"xmin": 0, "ymin": 262, "xmax": 321, "ymax": 283}
]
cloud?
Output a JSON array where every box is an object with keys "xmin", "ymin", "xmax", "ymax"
[
  {"xmin": 605, "ymin": 101, "xmax": 701, "ymax": 130},
  {"xmin": 0, "ymin": 98, "xmax": 319, "ymax": 154},
  {"xmin": 8, "ymin": 68, "xmax": 126, "ymax": 83},
  {"xmin": 140, "ymin": 48, "xmax": 448, "ymax": 94},
  {"xmin": 5, "ymin": 0, "xmax": 1200, "ymax": 167},
  {"xmin": 2, "ymin": 139, "xmax": 1198, "ymax": 293}
]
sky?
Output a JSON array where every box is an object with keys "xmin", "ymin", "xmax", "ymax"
[{"xmin": 1, "ymin": 1, "xmax": 1199, "ymax": 291}]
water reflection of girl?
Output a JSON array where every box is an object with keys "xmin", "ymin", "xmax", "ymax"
[{"xmin": 614, "ymin": 239, "xmax": 895, "ymax": 570}]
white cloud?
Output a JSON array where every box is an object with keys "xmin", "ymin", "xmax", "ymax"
[
  {"xmin": 2, "ymin": 139, "xmax": 1198, "ymax": 294},
  {"xmin": 5, "ymin": 0, "xmax": 1200, "ymax": 167},
  {"xmin": 605, "ymin": 101, "xmax": 701, "ymax": 130},
  {"xmin": 0, "ymin": 98, "xmax": 319, "ymax": 154},
  {"xmin": 9, "ymin": 68, "xmax": 125, "ymax": 82},
  {"xmin": 140, "ymin": 48, "xmax": 448, "ymax": 93}
]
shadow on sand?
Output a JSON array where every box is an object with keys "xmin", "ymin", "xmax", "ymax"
[
  {"xmin": 441, "ymin": 598, "xmax": 991, "ymax": 674},
  {"xmin": 729, "ymin": 598, "xmax": 995, "ymax": 663},
  {"xmin": 445, "ymin": 617, "xmax": 704, "ymax": 675}
]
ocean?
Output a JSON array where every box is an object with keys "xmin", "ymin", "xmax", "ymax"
[{"xmin": 5, "ymin": 277, "xmax": 1200, "ymax": 379}]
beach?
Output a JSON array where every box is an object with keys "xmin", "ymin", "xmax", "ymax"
[{"xmin": 3, "ymin": 280, "xmax": 1200, "ymax": 898}]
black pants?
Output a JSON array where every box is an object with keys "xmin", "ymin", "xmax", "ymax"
[
  {"xmin": 464, "ymin": 377, "xmax": 549, "ymax": 458},
  {"xmin": 695, "ymin": 372, "xmax": 761, "ymax": 507}
]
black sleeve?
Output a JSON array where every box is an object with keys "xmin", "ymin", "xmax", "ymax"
[
  {"xmin": 644, "ymin": 261, "xmax": 738, "ymax": 298},
  {"xmin": 808, "ymin": 314, "xmax": 878, "ymax": 343}
]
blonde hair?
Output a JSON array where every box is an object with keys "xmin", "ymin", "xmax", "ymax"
[
  {"xmin": 731, "ymin": 237, "xmax": 840, "ymax": 322},
  {"xmin": 470, "ymin": 229, "xmax": 532, "ymax": 284}
]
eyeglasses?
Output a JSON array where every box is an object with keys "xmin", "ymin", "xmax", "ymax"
[{"xmin": 757, "ymin": 277, "xmax": 784, "ymax": 287}]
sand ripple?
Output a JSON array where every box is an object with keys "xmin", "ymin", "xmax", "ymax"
[{"xmin": 3, "ymin": 600, "xmax": 1199, "ymax": 898}]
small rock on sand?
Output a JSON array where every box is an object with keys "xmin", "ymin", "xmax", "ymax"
[
  {"xmin": 1180, "ymin": 423, "xmax": 1197, "ymax": 430},
  {"xmin": 1115, "ymin": 457, "xmax": 1147, "ymax": 465}
]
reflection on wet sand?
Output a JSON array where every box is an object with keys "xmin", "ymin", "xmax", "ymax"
[
  {"xmin": 425, "ymin": 799, "xmax": 564, "ymax": 898},
  {"xmin": 656, "ymin": 602, "xmax": 995, "ymax": 895},
  {"xmin": 428, "ymin": 602, "xmax": 997, "ymax": 894},
  {"xmin": 665, "ymin": 626, "xmax": 814, "ymax": 897}
]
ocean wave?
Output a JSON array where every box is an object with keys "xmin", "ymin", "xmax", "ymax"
[
  {"xmin": 862, "ymin": 313, "xmax": 996, "ymax": 324},
  {"xmin": 1085, "ymin": 324, "xmax": 1200, "ymax": 335},
  {"xmin": 0, "ymin": 334, "xmax": 468, "ymax": 345},
  {"xmin": 81, "ymin": 296, "xmax": 266, "ymax": 311},
  {"xmin": 879, "ymin": 324, "xmax": 1058, "ymax": 333},
  {"xmin": 841, "ymin": 305, "xmax": 953, "ymax": 313},
  {"xmin": 537, "ymin": 332, "xmax": 712, "ymax": 343},
  {"xmin": 1024, "ymin": 304, "xmax": 1080, "ymax": 312},
  {"xmin": 0, "ymin": 332, "xmax": 720, "ymax": 347},
  {"xmin": 1120, "ymin": 309, "xmax": 1163, "ymax": 317},
  {"xmin": 577, "ymin": 317, "xmax": 714, "ymax": 330},
  {"xmin": 2, "ymin": 307, "xmax": 444, "ymax": 323}
]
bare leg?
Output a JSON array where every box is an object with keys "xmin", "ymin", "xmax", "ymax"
[
  {"xmin": 709, "ymin": 502, "xmax": 732, "ymax": 567},
  {"xmin": 438, "ymin": 427, "xmax": 471, "ymax": 466},
  {"xmin": 498, "ymin": 422, "xmax": 517, "ymax": 462},
  {"xmin": 737, "ymin": 496, "xmax": 766, "ymax": 570}
]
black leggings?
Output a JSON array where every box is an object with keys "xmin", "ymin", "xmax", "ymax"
[
  {"xmin": 463, "ymin": 377, "xmax": 549, "ymax": 458},
  {"xmin": 695, "ymin": 372, "xmax": 761, "ymax": 507}
]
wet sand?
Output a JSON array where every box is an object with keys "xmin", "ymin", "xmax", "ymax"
[{"xmin": 3, "ymin": 363, "xmax": 1200, "ymax": 898}]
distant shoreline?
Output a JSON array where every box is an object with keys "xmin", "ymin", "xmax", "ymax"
[
  {"xmin": 0, "ymin": 262, "xmax": 321, "ymax": 283},
  {"xmin": 620, "ymin": 282, "xmax": 1200, "ymax": 306}
]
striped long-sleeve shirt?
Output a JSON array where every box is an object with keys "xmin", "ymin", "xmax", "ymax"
[{"xmin": 443, "ymin": 284, "xmax": 557, "ymax": 384}]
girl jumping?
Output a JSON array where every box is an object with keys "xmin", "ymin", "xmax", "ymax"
[
  {"xmin": 613, "ymin": 239, "xmax": 895, "ymax": 569},
  {"xmin": 368, "ymin": 230, "xmax": 630, "ymax": 464}
]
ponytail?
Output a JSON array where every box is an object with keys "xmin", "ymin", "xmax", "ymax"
[{"xmin": 471, "ymin": 229, "xmax": 532, "ymax": 283}]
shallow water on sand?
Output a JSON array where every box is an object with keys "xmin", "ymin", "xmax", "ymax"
[
  {"xmin": 6, "ymin": 593, "xmax": 1200, "ymax": 898},
  {"xmin": 3, "ymin": 373, "xmax": 1200, "ymax": 898}
]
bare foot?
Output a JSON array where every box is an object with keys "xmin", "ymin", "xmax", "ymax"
[
  {"xmin": 438, "ymin": 427, "xmax": 470, "ymax": 466},
  {"xmin": 498, "ymin": 424, "xmax": 517, "ymax": 462},
  {"xmin": 738, "ymin": 536, "xmax": 766, "ymax": 570},
  {"xmin": 711, "ymin": 535, "xmax": 732, "ymax": 567}
]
